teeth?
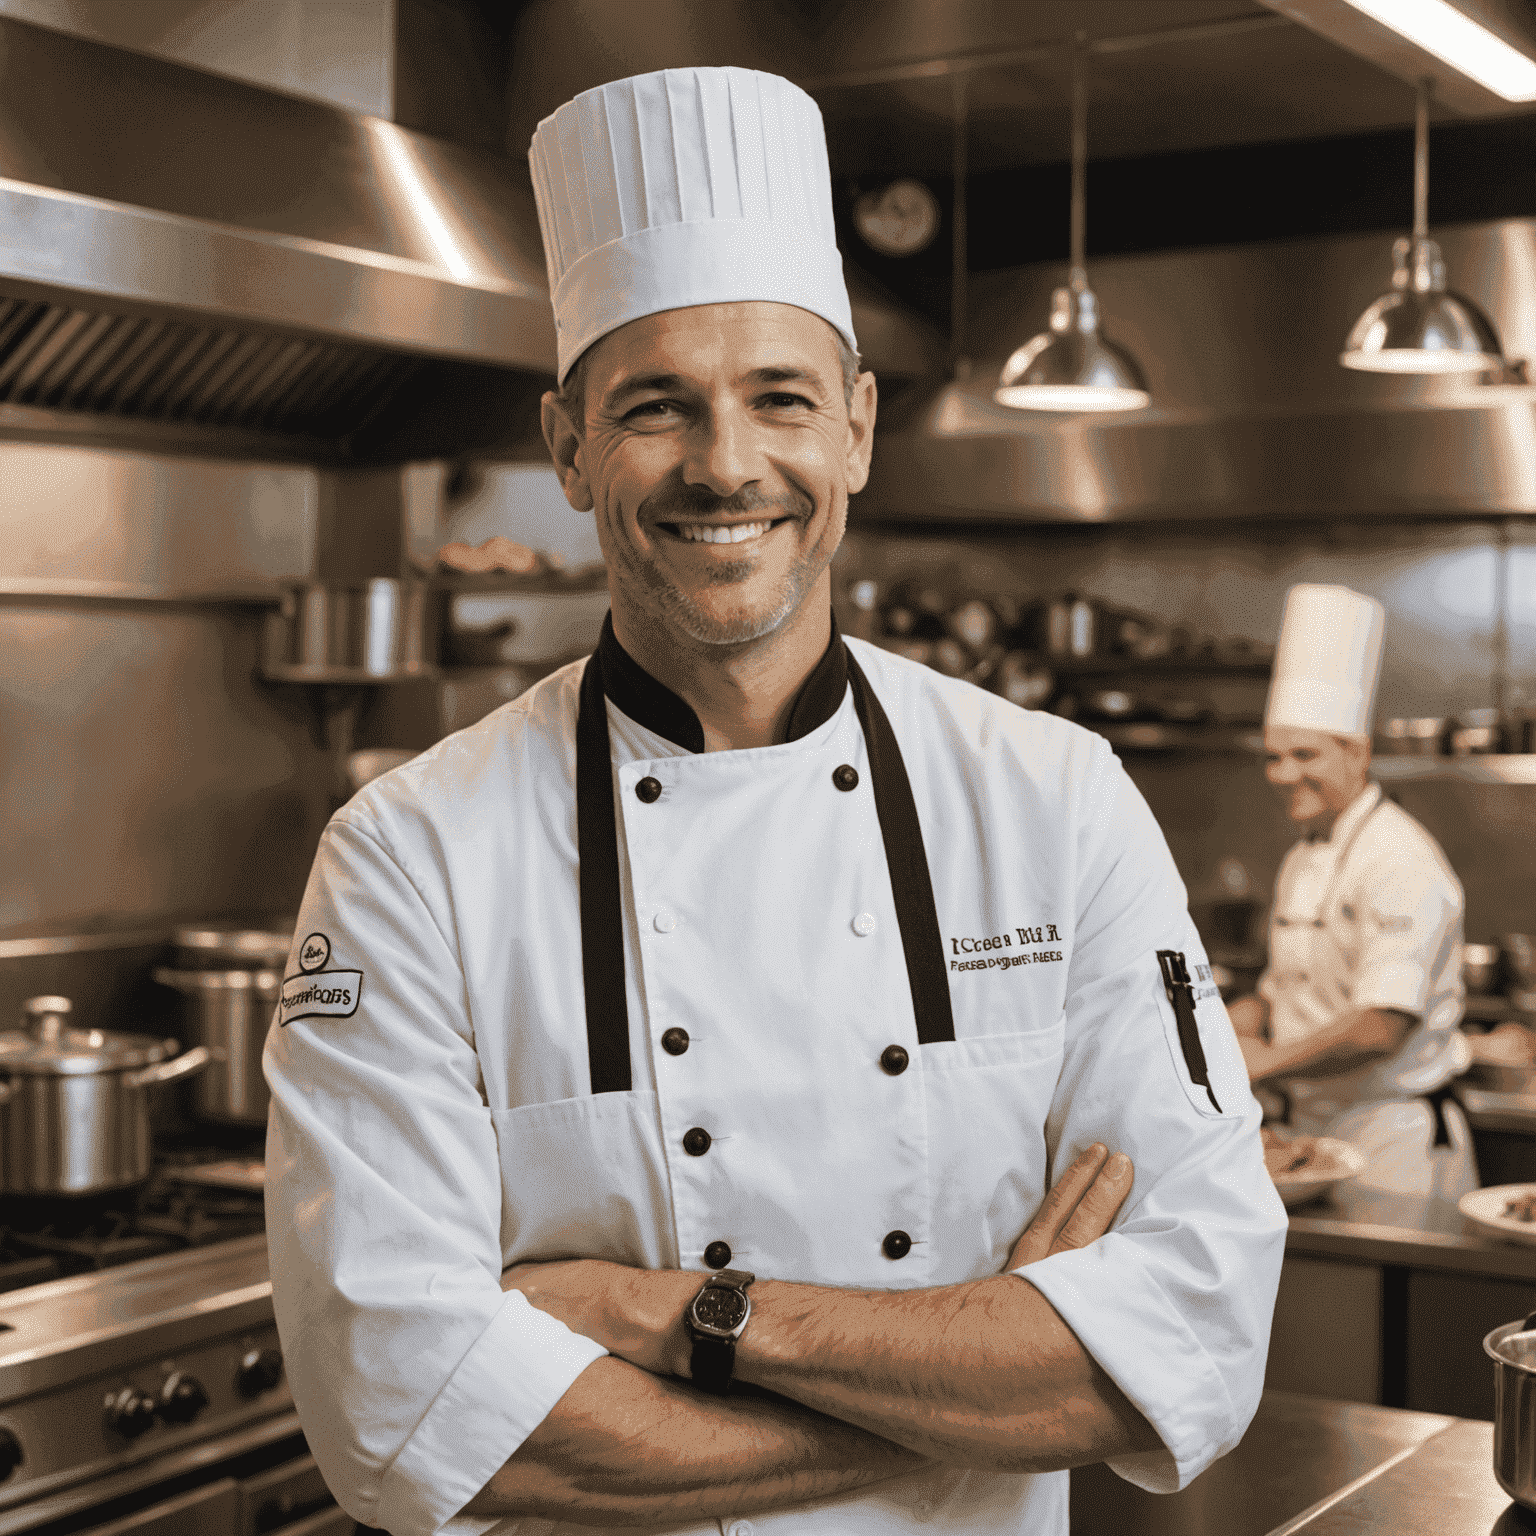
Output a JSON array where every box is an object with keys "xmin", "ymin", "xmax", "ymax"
[{"xmin": 676, "ymin": 520, "xmax": 773, "ymax": 545}]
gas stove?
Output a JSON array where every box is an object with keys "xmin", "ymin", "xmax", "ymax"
[
  {"xmin": 0, "ymin": 1143, "xmax": 337, "ymax": 1534},
  {"xmin": 0, "ymin": 1147, "xmax": 266, "ymax": 1293}
]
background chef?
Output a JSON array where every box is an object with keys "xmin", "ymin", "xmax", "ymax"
[
  {"xmin": 265, "ymin": 66, "xmax": 1285, "ymax": 1536},
  {"xmin": 1228, "ymin": 583, "xmax": 1477, "ymax": 1213}
]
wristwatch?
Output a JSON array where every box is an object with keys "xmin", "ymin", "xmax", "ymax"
[{"xmin": 685, "ymin": 1268, "xmax": 755, "ymax": 1394}]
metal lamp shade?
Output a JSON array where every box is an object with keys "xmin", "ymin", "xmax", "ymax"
[
  {"xmin": 1341, "ymin": 285, "xmax": 1503, "ymax": 373},
  {"xmin": 995, "ymin": 284, "xmax": 1150, "ymax": 412}
]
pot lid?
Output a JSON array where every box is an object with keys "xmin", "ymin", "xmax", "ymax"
[{"xmin": 0, "ymin": 996, "xmax": 178, "ymax": 1076}]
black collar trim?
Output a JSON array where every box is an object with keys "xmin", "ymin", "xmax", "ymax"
[{"xmin": 595, "ymin": 613, "xmax": 849, "ymax": 753}]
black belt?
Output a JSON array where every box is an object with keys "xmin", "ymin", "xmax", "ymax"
[{"xmin": 575, "ymin": 643, "xmax": 955, "ymax": 1094}]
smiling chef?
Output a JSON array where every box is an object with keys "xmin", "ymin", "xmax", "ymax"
[
  {"xmin": 1228, "ymin": 583, "xmax": 1477, "ymax": 1212},
  {"xmin": 264, "ymin": 66, "xmax": 1285, "ymax": 1536}
]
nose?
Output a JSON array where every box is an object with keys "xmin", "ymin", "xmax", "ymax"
[
  {"xmin": 1267, "ymin": 754, "xmax": 1301, "ymax": 786},
  {"xmin": 683, "ymin": 397, "xmax": 760, "ymax": 497}
]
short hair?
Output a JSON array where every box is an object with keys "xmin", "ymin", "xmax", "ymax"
[{"xmin": 557, "ymin": 323, "xmax": 861, "ymax": 431}]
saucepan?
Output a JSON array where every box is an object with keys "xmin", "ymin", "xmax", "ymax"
[
  {"xmin": 1486, "ymin": 1312, "xmax": 1536, "ymax": 1511},
  {"xmin": 0, "ymin": 996, "xmax": 210, "ymax": 1195}
]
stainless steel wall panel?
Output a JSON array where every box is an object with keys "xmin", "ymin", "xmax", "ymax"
[
  {"xmin": 867, "ymin": 218, "xmax": 1536, "ymax": 522},
  {"xmin": 0, "ymin": 444, "xmax": 316, "ymax": 601},
  {"xmin": 0, "ymin": 603, "xmax": 332, "ymax": 937}
]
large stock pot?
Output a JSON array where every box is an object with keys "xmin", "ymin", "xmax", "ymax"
[
  {"xmin": 0, "ymin": 995, "xmax": 210, "ymax": 1195},
  {"xmin": 152, "ymin": 967, "xmax": 279, "ymax": 1125},
  {"xmin": 1486, "ymin": 1311, "xmax": 1536, "ymax": 1511}
]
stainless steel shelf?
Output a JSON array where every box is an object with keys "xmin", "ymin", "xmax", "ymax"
[
  {"xmin": 259, "ymin": 664, "xmax": 438, "ymax": 685},
  {"xmin": 1097, "ymin": 722, "xmax": 1264, "ymax": 754},
  {"xmin": 1374, "ymin": 755, "xmax": 1536, "ymax": 784}
]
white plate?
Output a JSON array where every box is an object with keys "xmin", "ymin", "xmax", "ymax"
[
  {"xmin": 1268, "ymin": 1136, "xmax": 1366, "ymax": 1209},
  {"xmin": 1460, "ymin": 1183, "xmax": 1536, "ymax": 1245}
]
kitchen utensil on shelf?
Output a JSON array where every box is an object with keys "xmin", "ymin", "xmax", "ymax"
[
  {"xmin": 1465, "ymin": 943, "xmax": 1504, "ymax": 994},
  {"xmin": 172, "ymin": 923, "xmax": 293, "ymax": 972},
  {"xmin": 1505, "ymin": 935, "xmax": 1536, "ymax": 988},
  {"xmin": 152, "ymin": 969, "xmax": 279, "ymax": 1126},
  {"xmin": 1044, "ymin": 594, "xmax": 1098, "ymax": 658},
  {"xmin": 1085, "ymin": 689, "xmax": 1137, "ymax": 720},
  {"xmin": 263, "ymin": 578, "xmax": 435, "ymax": 681},
  {"xmin": 1451, "ymin": 709, "xmax": 1506, "ymax": 755},
  {"xmin": 0, "ymin": 996, "xmax": 210, "ymax": 1195},
  {"xmin": 1485, "ymin": 1308, "xmax": 1536, "ymax": 1511}
]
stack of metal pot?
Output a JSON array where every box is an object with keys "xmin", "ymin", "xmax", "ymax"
[
  {"xmin": 152, "ymin": 923, "xmax": 292, "ymax": 1128},
  {"xmin": 0, "ymin": 996, "xmax": 210, "ymax": 1195}
]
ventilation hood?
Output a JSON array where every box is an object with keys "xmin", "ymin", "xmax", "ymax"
[
  {"xmin": 864, "ymin": 216, "xmax": 1536, "ymax": 523},
  {"xmin": 0, "ymin": 16, "xmax": 941, "ymax": 466}
]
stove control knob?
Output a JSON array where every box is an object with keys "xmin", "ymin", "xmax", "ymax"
[
  {"xmin": 105, "ymin": 1387, "xmax": 158, "ymax": 1439},
  {"xmin": 0, "ymin": 1427, "xmax": 22, "ymax": 1481},
  {"xmin": 237, "ymin": 1348, "xmax": 284, "ymax": 1397},
  {"xmin": 159, "ymin": 1372, "xmax": 209, "ymax": 1424}
]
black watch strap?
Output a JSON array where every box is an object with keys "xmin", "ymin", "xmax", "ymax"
[{"xmin": 689, "ymin": 1331, "xmax": 737, "ymax": 1395}]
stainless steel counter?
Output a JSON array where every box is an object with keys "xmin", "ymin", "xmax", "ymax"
[
  {"xmin": 1070, "ymin": 1391, "xmax": 1513, "ymax": 1534},
  {"xmin": 1287, "ymin": 1187, "xmax": 1536, "ymax": 1280}
]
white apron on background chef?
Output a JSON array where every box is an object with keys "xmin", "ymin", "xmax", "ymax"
[
  {"xmin": 1229, "ymin": 584, "xmax": 1476, "ymax": 1215},
  {"xmin": 264, "ymin": 66, "xmax": 1285, "ymax": 1536}
]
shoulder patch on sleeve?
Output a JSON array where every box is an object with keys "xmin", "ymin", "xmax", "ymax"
[{"xmin": 279, "ymin": 969, "xmax": 363, "ymax": 1026}]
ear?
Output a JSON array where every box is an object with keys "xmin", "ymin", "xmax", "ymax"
[
  {"xmin": 842, "ymin": 371, "xmax": 878, "ymax": 495},
  {"xmin": 541, "ymin": 391, "xmax": 595, "ymax": 512}
]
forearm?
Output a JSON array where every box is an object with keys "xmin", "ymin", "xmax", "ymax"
[
  {"xmin": 465, "ymin": 1355, "xmax": 926, "ymax": 1526},
  {"xmin": 733, "ymin": 1273, "xmax": 1159, "ymax": 1473},
  {"xmin": 1226, "ymin": 994, "xmax": 1269, "ymax": 1039},
  {"xmin": 1241, "ymin": 1007, "xmax": 1412, "ymax": 1081}
]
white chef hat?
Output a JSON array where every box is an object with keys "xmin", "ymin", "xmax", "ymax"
[
  {"xmin": 529, "ymin": 67, "xmax": 858, "ymax": 384},
  {"xmin": 1265, "ymin": 583, "xmax": 1386, "ymax": 740}
]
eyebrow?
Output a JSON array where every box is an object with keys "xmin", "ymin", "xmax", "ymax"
[{"xmin": 599, "ymin": 364, "xmax": 831, "ymax": 412}]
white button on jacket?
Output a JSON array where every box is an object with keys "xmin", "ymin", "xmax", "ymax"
[{"xmin": 265, "ymin": 639, "xmax": 1285, "ymax": 1536}]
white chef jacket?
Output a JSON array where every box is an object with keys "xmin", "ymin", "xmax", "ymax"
[
  {"xmin": 1257, "ymin": 782, "xmax": 1475, "ymax": 1202},
  {"xmin": 264, "ymin": 634, "xmax": 1285, "ymax": 1536}
]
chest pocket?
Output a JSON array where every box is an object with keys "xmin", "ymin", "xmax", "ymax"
[
  {"xmin": 920, "ymin": 1018, "xmax": 1066, "ymax": 1281},
  {"xmin": 490, "ymin": 1091, "xmax": 675, "ymax": 1269}
]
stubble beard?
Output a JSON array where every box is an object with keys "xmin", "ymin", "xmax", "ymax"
[{"xmin": 628, "ymin": 485, "xmax": 836, "ymax": 647}]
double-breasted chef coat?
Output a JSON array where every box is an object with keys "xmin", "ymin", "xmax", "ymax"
[
  {"xmin": 1258, "ymin": 781, "xmax": 1476, "ymax": 1213},
  {"xmin": 264, "ymin": 622, "xmax": 1286, "ymax": 1536}
]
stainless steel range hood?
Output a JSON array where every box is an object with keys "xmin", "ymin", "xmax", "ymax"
[
  {"xmin": 864, "ymin": 217, "xmax": 1536, "ymax": 523},
  {"xmin": 0, "ymin": 16, "xmax": 941, "ymax": 466},
  {"xmin": 0, "ymin": 15, "xmax": 563, "ymax": 462}
]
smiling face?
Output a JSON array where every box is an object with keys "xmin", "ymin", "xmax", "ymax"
[
  {"xmin": 1264, "ymin": 725, "xmax": 1372, "ymax": 829},
  {"xmin": 541, "ymin": 301, "xmax": 875, "ymax": 651}
]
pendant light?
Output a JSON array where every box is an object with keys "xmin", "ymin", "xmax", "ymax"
[
  {"xmin": 994, "ymin": 35, "xmax": 1149, "ymax": 413},
  {"xmin": 1340, "ymin": 78, "xmax": 1503, "ymax": 374}
]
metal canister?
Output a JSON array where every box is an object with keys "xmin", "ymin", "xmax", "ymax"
[{"xmin": 1486, "ymin": 1315, "xmax": 1536, "ymax": 1511}]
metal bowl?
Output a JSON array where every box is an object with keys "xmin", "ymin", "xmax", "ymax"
[
  {"xmin": 1465, "ymin": 943, "xmax": 1504, "ymax": 994},
  {"xmin": 1486, "ymin": 1313, "xmax": 1536, "ymax": 1512}
]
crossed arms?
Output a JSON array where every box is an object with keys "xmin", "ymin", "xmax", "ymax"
[{"xmin": 464, "ymin": 1144, "xmax": 1160, "ymax": 1526}]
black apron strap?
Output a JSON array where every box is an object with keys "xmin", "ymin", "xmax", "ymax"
[
  {"xmin": 844, "ymin": 652, "xmax": 956, "ymax": 1046},
  {"xmin": 575, "ymin": 642, "xmax": 956, "ymax": 1093},
  {"xmin": 1424, "ymin": 1083, "xmax": 1456, "ymax": 1149},
  {"xmin": 576, "ymin": 651, "xmax": 632, "ymax": 1094}
]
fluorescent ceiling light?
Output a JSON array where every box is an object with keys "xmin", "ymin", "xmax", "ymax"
[{"xmin": 1341, "ymin": 0, "xmax": 1536, "ymax": 100}]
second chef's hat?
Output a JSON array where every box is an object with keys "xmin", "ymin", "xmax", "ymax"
[
  {"xmin": 1265, "ymin": 583, "xmax": 1386, "ymax": 740},
  {"xmin": 528, "ymin": 67, "xmax": 858, "ymax": 383}
]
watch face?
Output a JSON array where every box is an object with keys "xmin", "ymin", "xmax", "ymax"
[{"xmin": 692, "ymin": 1286, "xmax": 749, "ymax": 1334}]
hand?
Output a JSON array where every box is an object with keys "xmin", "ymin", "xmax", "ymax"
[
  {"xmin": 1005, "ymin": 1143, "xmax": 1134, "ymax": 1270},
  {"xmin": 501, "ymin": 1259, "xmax": 697, "ymax": 1376}
]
